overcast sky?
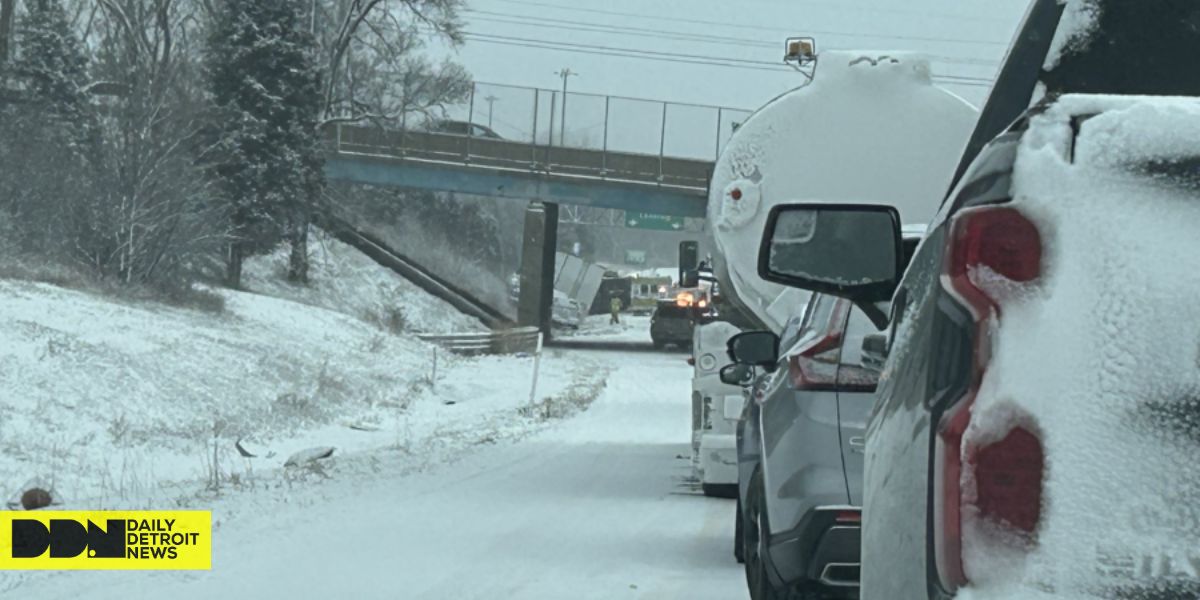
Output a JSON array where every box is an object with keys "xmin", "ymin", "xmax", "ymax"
[{"xmin": 428, "ymin": 0, "xmax": 1033, "ymax": 110}]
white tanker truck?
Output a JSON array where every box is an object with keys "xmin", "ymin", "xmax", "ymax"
[{"xmin": 684, "ymin": 51, "xmax": 978, "ymax": 590}]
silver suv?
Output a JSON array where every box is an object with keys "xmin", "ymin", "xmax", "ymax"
[{"xmin": 726, "ymin": 292, "xmax": 883, "ymax": 600}]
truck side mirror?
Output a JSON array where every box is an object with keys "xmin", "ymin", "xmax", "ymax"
[
  {"xmin": 720, "ymin": 363, "xmax": 756, "ymax": 387},
  {"xmin": 679, "ymin": 241, "xmax": 699, "ymax": 288},
  {"xmin": 726, "ymin": 330, "xmax": 780, "ymax": 369},
  {"xmin": 758, "ymin": 203, "xmax": 903, "ymax": 304}
]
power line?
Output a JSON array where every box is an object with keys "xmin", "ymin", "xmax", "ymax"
[
  {"xmin": 456, "ymin": 33, "xmax": 794, "ymax": 72},
  {"xmin": 484, "ymin": 0, "xmax": 1014, "ymax": 26},
  {"xmin": 430, "ymin": 30, "xmax": 994, "ymax": 88},
  {"xmin": 462, "ymin": 32, "xmax": 796, "ymax": 68},
  {"xmin": 455, "ymin": 31, "xmax": 997, "ymax": 84},
  {"xmin": 475, "ymin": 0, "xmax": 1011, "ymax": 47},
  {"xmin": 464, "ymin": 11, "xmax": 1000, "ymax": 69}
]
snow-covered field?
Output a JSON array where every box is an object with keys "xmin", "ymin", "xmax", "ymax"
[
  {"xmin": 0, "ymin": 231, "xmax": 744, "ymax": 598},
  {"xmin": 0, "ymin": 235, "xmax": 598, "ymax": 514},
  {"xmin": 4, "ymin": 350, "xmax": 742, "ymax": 600}
]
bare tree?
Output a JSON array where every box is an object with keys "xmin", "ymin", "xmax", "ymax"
[
  {"xmin": 83, "ymin": 0, "xmax": 227, "ymax": 284},
  {"xmin": 318, "ymin": 0, "xmax": 468, "ymax": 126}
]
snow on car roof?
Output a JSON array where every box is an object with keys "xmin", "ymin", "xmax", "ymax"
[
  {"xmin": 1044, "ymin": 0, "xmax": 1101, "ymax": 71},
  {"xmin": 1022, "ymin": 94, "xmax": 1200, "ymax": 168}
]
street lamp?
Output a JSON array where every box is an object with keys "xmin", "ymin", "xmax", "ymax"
[
  {"xmin": 555, "ymin": 68, "xmax": 577, "ymax": 146},
  {"xmin": 484, "ymin": 94, "xmax": 499, "ymax": 128}
]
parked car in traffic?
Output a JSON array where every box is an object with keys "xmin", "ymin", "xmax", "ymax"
[
  {"xmin": 690, "ymin": 321, "xmax": 744, "ymax": 497},
  {"xmin": 650, "ymin": 299, "xmax": 695, "ymax": 349},
  {"xmin": 752, "ymin": 2, "xmax": 1200, "ymax": 598},
  {"xmin": 726, "ymin": 311, "xmax": 809, "ymax": 567},
  {"xmin": 726, "ymin": 230, "xmax": 920, "ymax": 600},
  {"xmin": 725, "ymin": 294, "xmax": 881, "ymax": 600}
]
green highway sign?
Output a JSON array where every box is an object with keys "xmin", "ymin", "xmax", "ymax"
[{"xmin": 625, "ymin": 212, "xmax": 685, "ymax": 231}]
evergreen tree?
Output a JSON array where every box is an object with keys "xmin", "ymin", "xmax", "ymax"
[
  {"xmin": 9, "ymin": 0, "xmax": 92, "ymax": 143},
  {"xmin": 0, "ymin": 0, "xmax": 96, "ymax": 255},
  {"xmin": 205, "ymin": 0, "xmax": 324, "ymax": 287}
]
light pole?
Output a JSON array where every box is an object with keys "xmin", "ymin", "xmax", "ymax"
[
  {"xmin": 555, "ymin": 68, "xmax": 577, "ymax": 146},
  {"xmin": 484, "ymin": 94, "xmax": 499, "ymax": 128}
]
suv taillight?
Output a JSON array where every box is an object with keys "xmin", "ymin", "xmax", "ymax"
[
  {"xmin": 786, "ymin": 300, "xmax": 849, "ymax": 391},
  {"xmin": 934, "ymin": 206, "xmax": 1046, "ymax": 590}
]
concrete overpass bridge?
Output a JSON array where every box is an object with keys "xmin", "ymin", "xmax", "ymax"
[{"xmin": 322, "ymin": 81, "xmax": 752, "ymax": 333}]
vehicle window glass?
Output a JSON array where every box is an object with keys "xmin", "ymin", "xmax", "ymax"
[
  {"xmin": 778, "ymin": 293, "xmax": 819, "ymax": 353},
  {"xmin": 797, "ymin": 292, "xmax": 822, "ymax": 331},
  {"xmin": 799, "ymin": 294, "xmax": 835, "ymax": 337},
  {"xmin": 655, "ymin": 304, "xmax": 690, "ymax": 319},
  {"xmin": 781, "ymin": 294, "xmax": 838, "ymax": 357},
  {"xmin": 837, "ymin": 305, "xmax": 884, "ymax": 390},
  {"xmin": 1044, "ymin": 2, "xmax": 1200, "ymax": 97}
]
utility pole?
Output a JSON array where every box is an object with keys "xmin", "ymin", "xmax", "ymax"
[
  {"xmin": 484, "ymin": 94, "xmax": 499, "ymax": 128},
  {"xmin": 555, "ymin": 68, "xmax": 577, "ymax": 146}
]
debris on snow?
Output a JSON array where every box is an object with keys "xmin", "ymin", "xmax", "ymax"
[{"xmin": 284, "ymin": 447, "xmax": 336, "ymax": 468}]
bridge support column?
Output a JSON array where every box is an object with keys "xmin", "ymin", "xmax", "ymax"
[{"xmin": 518, "ymin": 201, "xmax": 559, "ymax": 335}]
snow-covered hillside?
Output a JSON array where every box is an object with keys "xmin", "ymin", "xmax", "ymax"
[
  {"xmin": 0, "ymin": 236, "xmax": 604, "ymax": 513},
  {"xmin": 242, "ymin": 229, "xmax": 483, "ymax": 334}
]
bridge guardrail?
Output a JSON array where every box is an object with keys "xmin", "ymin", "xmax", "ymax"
[{"xmin": 323, "ymin": 81, "xmax": 753, "ymax": 194}]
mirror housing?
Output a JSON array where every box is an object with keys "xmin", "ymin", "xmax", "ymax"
[
  {"xmin": 720, "ymin": 363, "xmax": 756, "ymax": 387},
  {"xmin": 679, "ymin": 241, "xmax": 699, "ymax": 288},
  {"xmin": 726, "ymin": 331, "xmax": 780, "ymax": 368},
  {"xmin": 758, "ymin": 203, "xmax": 903, "ymax": 304}
]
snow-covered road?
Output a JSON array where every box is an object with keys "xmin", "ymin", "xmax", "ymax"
[{"xmin": 11, "ymin": 350, "xmax": 748, "ymax": 600}]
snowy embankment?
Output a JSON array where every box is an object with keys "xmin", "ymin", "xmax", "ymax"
[
  {"xmin": 243, "ymin": 229, "xmax": 483, "ymax": 334},
  {"xmin": 0, "ymin": 231, "xmax": 608, "ymax": 513}
]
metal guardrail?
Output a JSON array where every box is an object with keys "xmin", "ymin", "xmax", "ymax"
[
  {"xmin": 328, "ymin": 124, "xmax": 715, "ymax": 192},
  {"xmin": 417, "ymin": 327, "xmax": 542, "ymax": 356},
  {"xmin": 323, "ymin": 81, "xmax": 753, "ymax": 193}
]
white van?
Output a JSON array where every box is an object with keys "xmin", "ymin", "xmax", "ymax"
[{"xmin": 690, "ymin": 320, "xmax": 744, "ymax": 497}]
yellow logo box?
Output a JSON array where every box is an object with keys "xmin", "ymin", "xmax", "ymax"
[{"xmin": 0, "ymin": 511, "xmax": 211, "ymax": 570}]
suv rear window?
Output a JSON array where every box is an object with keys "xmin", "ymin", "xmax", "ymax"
[
  {"xmin": 1045, "ymin": 1, "xmax": 1200, "ymax": 96},
  {"xmin": 654, "ymin": 304, "xmax": 691, "ymax": 318},
  {"xmin": 837, "ymin": 305, "xmax": 884, "ymax": 391}
]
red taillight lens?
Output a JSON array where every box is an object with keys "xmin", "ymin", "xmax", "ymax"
[
  {"xmin": 934, "ymin": 402, "xmax": 972, "ymax": 588},
  {"xmin": 973, "ymin": 427, "xmax": 1044, "ymax": 536},
  {"xmin": 934, "ymin": 205, "xmax": 1045, "ymax": 591},
  {"xmin": 835, "ymin": 510, "xmax": 862, "ymax": 524},
  {"xmin": 945, "ymin": 206, "xmax": 1043, "ymax": 315}
]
